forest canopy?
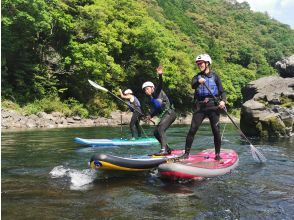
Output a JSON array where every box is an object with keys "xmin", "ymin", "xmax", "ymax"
[{"xmin": 2, "ymin": 0, "xmax": 294, "ymax": 117}]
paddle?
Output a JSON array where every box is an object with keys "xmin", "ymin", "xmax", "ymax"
[
  {"xmin": 120, "ymin": 111, "xmax": 123, "ymax": 139},
  {"xmin": 88, "ymin": 80, "xmax": 155, "ymax": 125},
  {"xmin": 202, "ymin": 82, "xmax": 267, "ymax": 163}
]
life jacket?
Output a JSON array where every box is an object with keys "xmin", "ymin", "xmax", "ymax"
[
  {"xmin": 196, "ymin": 73, "xmax": 218, "ymax": 98},
  {"xmin": 150, "ymin": 90, "xmax": 171, "ymax": 114},
  {"xmin": 128, "ymin": 96, "xmax": 142, "ymax": 113}
]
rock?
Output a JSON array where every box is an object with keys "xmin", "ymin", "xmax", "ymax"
[
  {"xmin": 240, "ymin": 100, "xmax": 269, "ymax": 136},
  {"xmin": 174, "ymin": 114, "xmax": 192, "ymax": 124},
  {"xmin": 240, "ymin": 76, "xmax": 294, "ymax": 137},
  {"xmin": 275, "ymin": 55, "xmax": 294, "ymax": 78},
  {"xmin": 1, "ymin": 109, "xmax": 12, "ymax": 118},
  {"xmin": 28, "ymin": 114, "xmax": 39, "ymax": 121},
  {"xmin": 26, "ymin": 119, "xmax": 37, "ymax": 128},
  {"xmin": 89, "ymin": 115, "xmax": 98, "ymax": 119},
  {"xmin": 37, "ymin": 112, "xmax": 48, "ymax": 118},
  {"xmin": 37, "ymin": 112, "xmax": 54, "ymax": 120},
  {"xmin": 81, "ymin": 119, "xmax": 94, "ymax": 126},
  {"xmin": 242, "ymin": 76, "xmax": 294, "ymax": 102},
  {"xmin": 3, "ymin": 107, "xmax": 231, "ymax": 130},
  {"xmin": 66, "ymin": 118, "xmax": 76, "ymax": 124},
  {"xmin": 257, "ymin": 114, "xmax": 287, "ymax": 137},
  {"xmin": 73, "ymin": 116, "xmax": 81, "ymax": 121},
  {"xmin": 51, "ymin": 112, "xmax": 64, "ymax": 118}
]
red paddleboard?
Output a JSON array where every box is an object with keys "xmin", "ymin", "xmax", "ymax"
[{"xmin": 158, "ymin": 149, "xmax": 239, "ymax": 180}]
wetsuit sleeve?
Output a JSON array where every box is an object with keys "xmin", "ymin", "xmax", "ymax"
[
  {"xmin": 153, "ymin": 74, "xmax": 163, "ymax": 98},
  {"xmin": 191, "ymin": 74, "xmax": 200, "ymax": 89},
  {"xmin": 191, "ymin": 75, "xmax": 198, "ymax": 89},
  {"xmin": 215, "ymin": 74, "xmax": 226, "ymax": 102}
]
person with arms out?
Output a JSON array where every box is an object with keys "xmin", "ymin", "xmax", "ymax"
[
  {"xmin": 181, "ymin": 54, "xmax": 226, "ymax": 160},
  {"xmin": 142, "ymin": 65, "xmax": 176, "ymax": 156},
  {"xmin": 119, "ymin": 88, "xmax": 142, "ymax": 140}
]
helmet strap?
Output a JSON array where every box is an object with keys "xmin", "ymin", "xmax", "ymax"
[{"xmin": 201, "ymin": 62, "xmax": 210, "ymax": 74}]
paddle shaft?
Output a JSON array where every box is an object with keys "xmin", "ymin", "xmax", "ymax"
[{"xmin": 202, "ymin": 83, "xmax": 254, "ymax": 145}]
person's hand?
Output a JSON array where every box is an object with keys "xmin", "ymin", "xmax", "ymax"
[
  {"xmin": 143, "ymin": 115, "xmax": 152, "ymax": 123},
  {"xmin": 198, "ymin": 78, "xmax": 206, "ymax": 84},
  {"xmin": 156, "ymin": 65, "xmax": 163, "ymax": 75},
  {"xmin": 146, "ymin": 115, "xmax": 152, "ymax": 121},
  {"xmin": 218, "ymin": 100, "xmax": 225, "ymax": 109}
]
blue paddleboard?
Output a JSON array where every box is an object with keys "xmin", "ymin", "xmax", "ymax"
[{"xmin": 74, "ymin": 137, "xmax": 158, "ymax": 147}]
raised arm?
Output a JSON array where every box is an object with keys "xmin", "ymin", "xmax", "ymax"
[
  {"xmin": 153, "ymin": 65, "xmax": 163, "ymax": 97},
  {"xmin": 119, "ymin": 89, "xmax": 132, "ymax": 100}
]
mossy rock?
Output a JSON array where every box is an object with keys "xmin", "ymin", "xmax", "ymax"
[
  {"xmin": 257, "ymin": 115, "xmax": 287, "ymax": 137},
  {"xmin": 256, "ymin": 122, "xmax": 269, "ymax": 137},
  {"xmin": 280, "ymin": 96, "xmax": 294, "ymax": 108}
]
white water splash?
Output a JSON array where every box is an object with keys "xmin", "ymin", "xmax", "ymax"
[
  {"xmin": 50, "ymin": 165, "xmax": 97, "ymax": 190},
  {"xmin": 50, "ymin": 165, "xmax": 70, "ymax": 178},
  {"xmin": 68, "ymin": 169, "xmax": 96, "ymax": 190}
]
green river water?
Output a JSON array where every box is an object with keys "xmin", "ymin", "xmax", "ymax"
[{"xmin": 1, "ymin": 124, "xmax": 293, "ymax": 219}]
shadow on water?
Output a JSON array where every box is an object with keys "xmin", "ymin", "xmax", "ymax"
[{"xmin": 2, "ymin": 125, "xmax": 294, "ymax": 219}]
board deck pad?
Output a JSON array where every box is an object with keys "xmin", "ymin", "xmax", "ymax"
[{"xmin": 159, "ymin": 149, "xmax": 239, "ymax": 179}]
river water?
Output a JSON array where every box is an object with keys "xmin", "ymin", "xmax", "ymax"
[{"xmin": 1, "ymin": 124, "xmax": 294, "ymax": 219}]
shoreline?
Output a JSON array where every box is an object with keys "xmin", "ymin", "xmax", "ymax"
[{"xmin": 1, "ymin": 109, "xmax": 238, "ymax": 131}]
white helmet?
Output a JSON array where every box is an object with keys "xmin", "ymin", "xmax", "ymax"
[
  {"xmin": 142, "ymin": 81, "xmax": 155, "ymax": 90},
  {"xmin": 195, "ymin": 54, "xmax": 212, "ymax": 64},
  {"xmin": 124, "ymin": 89, "xmax": 133, "ymax": 95}
]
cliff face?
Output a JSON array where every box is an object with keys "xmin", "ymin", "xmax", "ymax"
[{"xmin": 240, "ymin": 56, "xmax": 294, "ymax": 138}]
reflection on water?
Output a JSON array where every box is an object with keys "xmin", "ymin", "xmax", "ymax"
[{"xmin": 2, "ymin": 125, "xmax": 294, "ymax": 219}]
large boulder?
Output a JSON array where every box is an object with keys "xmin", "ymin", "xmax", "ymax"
[
  {"xmin": 275, "ymin": 55, "xmax": 294, "ymax": 78},
  {"xmin": 240, "ymin": 76, "xmax": 294, "ymax": 137}
]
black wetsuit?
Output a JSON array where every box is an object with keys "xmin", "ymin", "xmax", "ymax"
[
  {"xmin": 184, "ymin": 71, "xmax": 226, "ymax": 156},
  {"xmin": 149, "ymin": 75, "xmax": 176, "ymax": 153},
  {"xmin": 128, "ymin": 96, "xmax": 142, "ymax": 138}
]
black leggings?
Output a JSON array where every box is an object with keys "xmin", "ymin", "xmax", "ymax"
[
  {"xmin": 185, "ymin": 107, "xmax": 221, "ymax": 154},
  {"xmin": 130, "ymin": 112, "xmax": 142, "ymax": 138},
  {"xmin": 154, "ymin": 109, "xmax": 176, "ymax": 149}
]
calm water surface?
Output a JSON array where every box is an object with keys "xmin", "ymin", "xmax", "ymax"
[{"xmin": 1, "ymin": 124, "xmax": 294, "ymax": 219}]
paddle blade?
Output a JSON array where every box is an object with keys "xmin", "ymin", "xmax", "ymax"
[
  {"xmin": 250, "ymin": 144, "xmax": 267, "ymax": 163},
  {"xmin": 88, "ymin": 80, "xmax": 108, "ymax": 92}
]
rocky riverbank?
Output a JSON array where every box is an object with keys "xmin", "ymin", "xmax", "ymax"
[
  {"xmin": 1, "ymin": 109, "xmax": 234, "ymax": 130},
  {"xmin": 240, "ymin": 55, "xmax": 294, "ymax": 138}
]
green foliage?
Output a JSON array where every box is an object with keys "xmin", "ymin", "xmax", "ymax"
[
  {"xmin": 2, "ymin": 0, "xmax": 294, "ymax": 116},
  {"xmin": 230, "ymin": 108, "xmax": 241, "ymax": 118},
  {"xmin": 22, "ymin": 96, "xmax": 71, "ymax": 115},
  {"xmin": 86, "ymin": 93, "xmax": 117, "ymax": 117},
  {"xmin": 21, "ymin": 96, "xmax": 88, "ymax": 117},
  {"xmin": 1, "ymin": 99, "xmax": 21, "ymax": 111},
  {"xmin": 214, "ymin": 63, "xmax": 256, "ymax": 107},
  {"xmin": 66, "ymin": 98, "xmax": 89, "ymax": 118}
]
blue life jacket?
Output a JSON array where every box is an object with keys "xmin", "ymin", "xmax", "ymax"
[
  {"xmin": 150, "ymin": 97, "xmax": 162, "ymax": 111},
  {"xmin": 197, "ymin": 73, "xmax": 218, "ymax": 97},
  {"xmin": 150, "ymin": 90, "xmax": 171, "ymax": 114}
]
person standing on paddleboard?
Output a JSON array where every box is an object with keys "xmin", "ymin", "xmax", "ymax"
[
  {"xmin": 181, "ymin": 54, "xmax": 226, "ymax": 160},
  {"xmin": 119, "ymin": 89, "xmax": 143, "ymax": 140},
  {"xmin": 142, "ymin": 65, "xmax": 176, "ymax": 156}
]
